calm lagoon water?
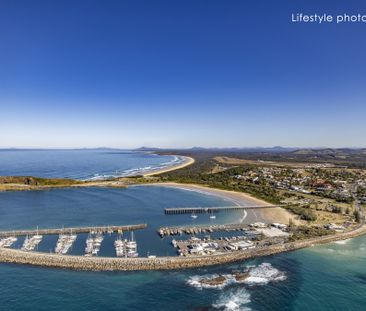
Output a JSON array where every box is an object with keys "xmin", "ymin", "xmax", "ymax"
[{"xmin": 0, "ymin": 186, "xmax": 248, "ymax": 257}]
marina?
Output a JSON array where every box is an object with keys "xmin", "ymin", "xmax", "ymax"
[
  {"xmin": 158, "ymin": 223, "xmax": 254, "ymax": 237},
  {"xmin": 114, "ymin": 232, "xmax": 139, "ymax": 257},
  {"xmin": 0, "ymin": 222, "xmax": 365, "ymax": 271},
  {"xmin": 173, "ymin": 235, "xmax": 257, "ymax": 256},
  {"xmin": 0, "ymin": 224, "xmax": 147, "ymax": 238},
  {"xmin": 0, "ymin": 224, "xmax": 144, "ymax": 258}
]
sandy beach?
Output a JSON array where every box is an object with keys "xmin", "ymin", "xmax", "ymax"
[
  {"xmin": 143, "ymin": 156, "xmax": 195, "ymax": 176},
  {"xmin": 142, "ymin": 182, "xmax": 298, "ymax": 225}
]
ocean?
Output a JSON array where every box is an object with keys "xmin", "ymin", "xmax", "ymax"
[
  {"xmin": 0, "ymin": 151, "xmax": 365, "ymax": 310},
  {"xmin": 0, "ymin": 149, "xmax": 184, "ymax": 180}
]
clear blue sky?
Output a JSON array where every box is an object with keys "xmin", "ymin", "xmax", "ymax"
[{"xmin": 1, "ymin": 0, "xmax": 365, "ymax": 148}]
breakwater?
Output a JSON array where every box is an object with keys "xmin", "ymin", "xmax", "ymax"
[
  {"xmin": 164, "ymin": 205, "xmax": 282, "ymax": 214},
  {"xmin": 0, "ymin": 224, "xmax": 365, "ymax": 271},
  {"xmin": 0, "ymin": 224, "xmax": 147, "ymax": 238}
]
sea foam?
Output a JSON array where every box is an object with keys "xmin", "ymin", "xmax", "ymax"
[
  {"xmin": 213, "ymin": 288, "xmax": 252, "ymax": 311},
  {"xmin": 187, "ymin": 263, "xmax": 286, "ymax": 290}
]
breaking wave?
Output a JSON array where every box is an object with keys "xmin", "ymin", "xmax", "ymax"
[
  {"xmin": 84, "ymin": 155, "xmax": 186, "ymax": 180},
  {"xmin": 334, "ymin": 239, "xmax": 351, "ymax": 245},
  {"xmin": 245, "ymin": 262, "xmax": 286, "ymax": 285},
  {"xmin": 212, "ymin": 288, "xmax": 252, "ymax": 311},
  {"xmin": 187, "ymin": 274, "xmax": 235, "ymax": 289},
  {"xmin": 187, "ymin": 263, "xmax": 286, "ymax": 290}
]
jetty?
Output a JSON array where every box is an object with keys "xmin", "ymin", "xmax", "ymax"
[
  {"xmin": 0, "ymin": 224, "xmax": 147, "ymax": 238},
  {"xmin": 164, "ymin": 205, "xmax": 283, "ymax": 215},
  {"xmin": 158, "ymin": 223, "xmax": 254, "ymax": 237}
]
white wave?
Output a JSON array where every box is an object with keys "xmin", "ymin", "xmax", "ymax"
[
  {"xmin": 82, "ymin": 155, "xmax": 186, "ymax": 181},
  {"xmin": 244, "ymin": 263, "xmax": 286, "ymax": 285},
  {"xmin": 213, "ymin": 288, "xmax": 251, "ymax": 311},
  {"xmin": 187, "ymin": 274, "xmax": 234, "ymax": 289},
  {"xmin": 187, "ymin": 263, "xmax": 286, "ymax": 290},
  {"xmin": 334, "ymin": 239, "xmax": 351, "ymax": 245}
]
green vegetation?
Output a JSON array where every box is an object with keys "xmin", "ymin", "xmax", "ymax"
[
  {"xmin": 284, "ymin": 205, "xmax": 317, "ymax": 221},
  {"xmin": 0, "ymin": 176, "xmax": 79, "ymax": 187},
  {"xmin": 159, "ymin": 164, "xmax": 282, "ymax": 204},
  {"xmin": 354, "ymin": 210, "xmax": 362, "ymax": 223},
  {"xmin": 288, "ymin": 225, "xmax": 334, "ymax": 241}
]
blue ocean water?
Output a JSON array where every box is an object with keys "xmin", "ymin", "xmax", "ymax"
[{"xmin": 0, "ymin": 149, "xmax": 183, "ymax": 179}]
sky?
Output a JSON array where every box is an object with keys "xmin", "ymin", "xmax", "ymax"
[{"xmin": 0, "ymin": 0, "xmax": 366, "ymax": 149}]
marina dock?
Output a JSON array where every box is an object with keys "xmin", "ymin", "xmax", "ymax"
[
  {"xmin": 164, "ymin": 205, "xmax": 283, "ymax": 215},
  {"xmin": 158, "ymin": 223, "xmax": 254, "ymax": 237},
  {"xmin": 0, "ymin": 224, "xmax": 147, "ymax": 238}
]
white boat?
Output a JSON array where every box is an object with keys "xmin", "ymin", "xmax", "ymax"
[
  {"xmin": 84, "ymin": 232, "xmax": 103, "ymax": 256},
  {"xmin": 21, "ymin": 234, "xmax": 43, "ymax": 251},
  {"xmin": 126, "ymin": 232, "xmax": 138, "ymax": 258},
  {"xmin": 114, "ymin": 235, "xmax": 125, "ymax": 257},
  {"xmin": 191, "ymin": 213, "xmax": 198, "ymax": 219},
  {"xmin": 55, "ymin": 233, "xmax": 77, "ymax": 254},
  {"xmin": 208, "ymin": 210, "xmax": 216, "ymax": 219},
  {"xmin": 0, "ymin": 236, "xmax": 17, "ymax": 248}
]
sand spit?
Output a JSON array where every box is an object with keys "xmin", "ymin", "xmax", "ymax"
[{"xmin": 143, "ymin": 156, "xmax": 195, "ymax": 176}]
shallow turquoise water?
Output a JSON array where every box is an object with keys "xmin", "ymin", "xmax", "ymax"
[{"xmin": 0, "ymin": 187, "xmax": 365, "ymax": 310}]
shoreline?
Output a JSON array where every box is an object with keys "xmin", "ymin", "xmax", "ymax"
[
  {"xmin": 139, "ymin": 182, "xmax": 298, "ymax": 225},
  {"xmin": 0, "ymin": 155, "xmax": 195, "ymax": 192},
  {"xmin": 143, "ymin": 156, "xmax": 195, "ymax": 177}
]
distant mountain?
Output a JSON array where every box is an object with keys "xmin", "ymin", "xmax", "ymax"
[
  {"xmin": 292, "ymin": 148, "xmax": 364, "ymax": 155},
  {"xmin": 134, "ymin": 146, "xmax": 299, "ymax": 153},
  {"xmin": 134, "ymin": 147, "xmax": 162, "ymax": 151}
]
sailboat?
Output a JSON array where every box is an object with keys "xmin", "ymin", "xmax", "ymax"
[
  {"xmin": 191, "ymin": 212, "xmax": 198, "ymax": 219},
  {"xmin": 126, "ymin": 232, "xmax": 138, "ymax": 258}
]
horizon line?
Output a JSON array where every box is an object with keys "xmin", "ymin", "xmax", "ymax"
[{"xmin": 0, "ymin": 146, "xmax": 365, "ymax": 151}]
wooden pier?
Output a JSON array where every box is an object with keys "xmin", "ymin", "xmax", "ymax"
[
  {"xmin": 164, "ymin": 205, "xmax": 283, "ymax": 215},
  {"xmin": 0, "ymin": 224, "xmax": 147, "ymax": 238}
]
